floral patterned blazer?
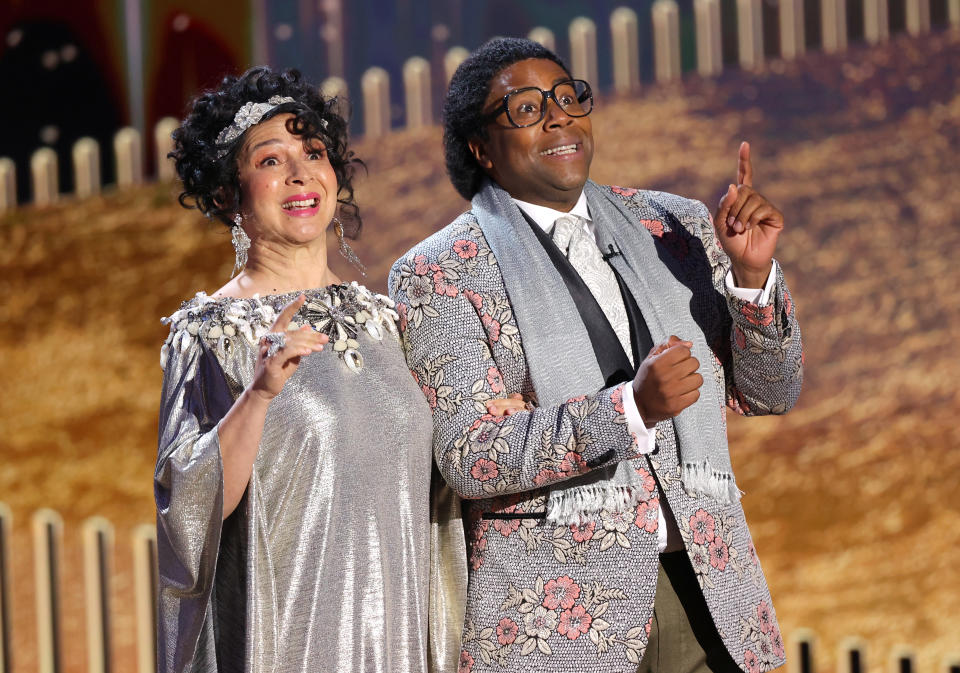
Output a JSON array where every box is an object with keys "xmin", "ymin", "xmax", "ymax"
[{"xmin": 389, "ymin": 186, "xmax": 803, "ymax": 673}]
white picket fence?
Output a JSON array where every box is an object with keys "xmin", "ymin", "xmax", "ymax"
[
  {"xmin": 0, "ymin": 503, "xmax": 156, "ymax": 673},
  {"xmin": 786, "ymin": 631, "xmax": 960, "ymax": 673},
  {"xmin": 0, "ymin": 0, "xmax": 956, "ymax": 214},
  {"xmin": 1, "ymin": 502, "xmax": 959, "ymax": 672}
]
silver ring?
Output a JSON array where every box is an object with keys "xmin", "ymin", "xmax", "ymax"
[{"xmin": 263, "ymin": 332, "xmax": 286, "ymax": 357}]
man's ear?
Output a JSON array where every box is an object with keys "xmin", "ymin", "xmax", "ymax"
[{"xmin": 468, "ymin": 137, "xmax": 493, "ymax": 171}]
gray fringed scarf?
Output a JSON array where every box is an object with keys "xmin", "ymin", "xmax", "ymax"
[{"xmin": 472, "ymin": 179, "xmax": 738, "ymax": 524}]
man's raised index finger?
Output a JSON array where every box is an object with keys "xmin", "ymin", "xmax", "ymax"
[{"xmin": 738, "ymin": 141, "xmax": 753, "ymax": 187}]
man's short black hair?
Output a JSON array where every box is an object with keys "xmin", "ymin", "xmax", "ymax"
[{"xmin": 442, "ymin": 37, "xmax": 571, "ymax": 201}]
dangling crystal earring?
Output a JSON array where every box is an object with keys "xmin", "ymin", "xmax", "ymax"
[
  {"xmin": 231, "ymin": 212, "xmax": 251, "ymax": 278},
  {"xmin": 333, "ymin": 216, "xmax": 366, "ymax": 276}
]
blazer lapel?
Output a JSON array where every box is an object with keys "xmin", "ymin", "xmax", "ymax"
[{"xmin": 472, "ymin": 180, "xmax": 606, "ymax": 405}]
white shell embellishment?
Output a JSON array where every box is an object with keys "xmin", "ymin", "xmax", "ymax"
[
  {"xmin": 344, "ymin": 349, "xmax": 363, "ymax": 372},
  {"xmin": 162, "ymin": 285, "xmax": 400, "ymax": 374},
  {"xmin": 365, "ymin": 320, "xmax": 383, "ymax": 340}
]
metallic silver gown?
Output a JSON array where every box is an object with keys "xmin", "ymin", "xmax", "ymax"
[{"xmin": 155, "ymin": 283, "xmax": 435, "ymax": 673}]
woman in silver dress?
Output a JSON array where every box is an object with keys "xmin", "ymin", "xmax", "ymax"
[{"xmin": 156, "ymin": 67, "xmax": 520, "ymax": 672}]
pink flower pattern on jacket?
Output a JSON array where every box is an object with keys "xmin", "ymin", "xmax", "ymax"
[
  {"xmin": 454, "ymin": 239, "xmax": 479, "ymax": 259},
  {"xmin": 558, "ymin": 605, "xmax": 593, "ymax": 640},
  {"xmin": 496, "ymin": 617, "xmax": 518, "ymax": 645},
  {"xmin": 486, "ymin": 366, "xmax": 505, "ymax": 393},
  {"xmin": 740, "ymin": 303, "xmax": 775, "ymax": 327},
  {"xmin": 543, "ymin": 575, "xmax": 580, "ymax": 610},
  {"xmin": 641, "ymin": 219, "xmax": 665, "ymax": 237},
  {"xmin": 458, "ymin": 649, "xmax": 474, "ymax": 673},
  {"xmin": 635, "ymin": 498, "xmax": 660, "ymax": 534}
]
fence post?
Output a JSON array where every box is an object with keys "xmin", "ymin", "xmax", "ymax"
[
  {"xmin": 361, "ymin": 67, "xmax": 391, "ymax": 139},
  {"xmin": 320, "ymin": 76, "xmax": 349, "ymax": 121},
  {"xmin": 821, "ymin": 0, "xmax": 848, "ymax": 53},
  {"xmin": 737, "ymin": 0, "xmax": 764, "ymax": 70},
  {"xmin": 321, "ymin": 76, "xmax": 348, "ymax": 100},
  {"xmin": 72, "ymin": 137, "xmax": 101, "ymax": 198},
  {"xmin": 31, "ymin": 148, "xmax": 59, "ymax": 206},
  {"xmin": 694, "ymin": 0, "xmax": 723, "ymax": 76},
  {"xmin": 891, "ymin": 647, "xmax": 915, "ymax": 673},
  {"xmin": 114, "ymin": 127, "xmax": 143, "ymax": 187},
  {"xmin": 569, "ymin": 17, "xmax": 599, "ymax": 88},
  {"xmin": 403, "ymin": 56, "xmax": 432, "ymax": 130},
  {"xmin": 780, "ymin": 0, "xmax": 806, "ymax": 58},
  {"xmin": 133, "ymin": 525, "xmax": 158, "ymax": 673},
  {"xmin": 154, "ymin": 117, "xmax": 179, "ymax": 181},
  {"xmin": 321, "ymin": 0, "xmax": 345, "ymax": 77},
  {"xmin": 906, "ymin": 0, "xmax": 931, "ymax": 34},
  {"xmin": 838, "ymin": 637, "xmax": 866, "ymax": 673},
  {"xmin": 787, "ymin": 628, "xmax": 816, "ymax": 673},
  {"xmin": 943, "ymin": 654, "xmax": 960, "ymax": 673},
  {"xmin": 610, "ymin": 7, "xmax": 640, "ymax": 94},
  {"xmin": 83, "ymin": 517, "xmax": 114, "ymax": 673},
  {"xmin": 444, "ymin": 47, "xmax": 469, "ymax": 87},
  {"xmin": 32, "ymin": 509, "xmax": 63, "ymax": 673},
  {"xmin": 863, "ymin": 0, "xmax": 890, "ymax": 43},
  {"xmin": 528, "ymin": 26, "xmax": 556, "ymax": 52},
  {"xmin": 0, "ymin": 158, "xmax": 15, "ymax": 214},
  {"xmin": 652, "ymin": 0, "xmax": 682, "ymax": 83},
  {"xmin": 0, "ymin": 503, "xmax": 11, "ymax": 673}
]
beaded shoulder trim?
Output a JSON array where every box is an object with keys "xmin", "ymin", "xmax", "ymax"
[{"xmin": 161, "ymin": 282, "xmax": 399, "ymax": 372}]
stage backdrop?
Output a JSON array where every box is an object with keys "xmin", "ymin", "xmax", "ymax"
[{"xmin": 0, "ymin": 6, "xmax": 959, "ymax": 673}]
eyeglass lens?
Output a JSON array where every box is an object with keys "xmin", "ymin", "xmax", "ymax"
[{"xmin": 506, "ymin": 80, "xmax": 592, "ymax": 127}]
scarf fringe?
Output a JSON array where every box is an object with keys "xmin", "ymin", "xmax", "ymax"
[
  {"xmin": 546, "ymin": 484, "xmax": 648, "ymax": 526},
  {"xmin": 681, "ymin": 461, "xmax": 742, "ymax": 504},
  {"xmin": 545, "ymin": 462, "xmax": 742, "ymax": 525}
]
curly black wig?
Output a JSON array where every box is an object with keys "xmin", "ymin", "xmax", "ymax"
[
  {"xmin": 170, "ymin": 66, "xmax": 364, "ymax": 237},
  {"xmin": 442, "ymin": 37, "xmax": 570, "ymax": 201}
]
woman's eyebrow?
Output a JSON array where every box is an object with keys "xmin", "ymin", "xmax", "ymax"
[{"xmin": 247, "ymin": 138, "xmax": 284, "ymax": 153}]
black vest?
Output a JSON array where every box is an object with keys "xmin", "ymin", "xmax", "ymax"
[{"xmin": 521, "ymin": 212, "xmax": 654, "ymax": 388}]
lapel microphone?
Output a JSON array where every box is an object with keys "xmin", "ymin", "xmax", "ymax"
[{"xmin": 601, "ymin": 243, "xmax": 622, "ymax": 261}]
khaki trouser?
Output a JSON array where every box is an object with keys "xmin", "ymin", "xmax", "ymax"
[{"xmin": 637, "ymin": 552, "xmax": 745, "ymax": 673}]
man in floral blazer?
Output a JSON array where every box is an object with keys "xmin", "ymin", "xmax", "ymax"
[{"xmin": 390, "ymin": 38, "xmax": 802, "ymax": 673}]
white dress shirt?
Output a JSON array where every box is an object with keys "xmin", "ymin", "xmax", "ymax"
[{"xmin": 513, "ymin": 192, "xmax": 778, "ymax": 551}]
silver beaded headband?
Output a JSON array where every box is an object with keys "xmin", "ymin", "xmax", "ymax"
[{"xmin": 214, "ymin": 95, "xmax": 329, "ymax": 157}]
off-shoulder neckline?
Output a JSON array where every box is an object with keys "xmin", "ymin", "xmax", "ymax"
[
  {"xmin": 161, "ymin": 281, "xmax": 398, "ymax": 373},
  {"xmin": 203, "ymin": 281, "xmax": 366, "ymax": 303}
]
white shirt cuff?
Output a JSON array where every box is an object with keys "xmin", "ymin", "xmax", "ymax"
[
  {"xmin": 620, "ymin": 383, "xmax": 657, "ymax": 455},
  {"xmin": 725, "ymin": 260, "xmax": 779, "ymax": 306}
]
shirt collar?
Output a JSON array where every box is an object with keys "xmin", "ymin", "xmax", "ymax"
[{"xmin": 512, "ymin": 191, "xmax": 591, "ymax": 233}]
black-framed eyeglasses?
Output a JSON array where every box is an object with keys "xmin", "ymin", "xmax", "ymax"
[{"xmin": 485, "ymin": 79, "xmax": 594, "ymax": 128}]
